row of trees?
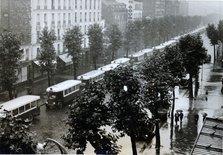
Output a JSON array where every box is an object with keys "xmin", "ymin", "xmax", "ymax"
[
  {"xmin": 0, "ymin": 30, "xmax": 207, "ymax": 154},
  {"xmin": 206, "ymin": 20, "xmax": 223, "ymax": 63},
  {"xmin": 63, "ymin": 34, "xmax": 207, "ymax": 155},
  {"xmin": 0, "ymin": 15, "xmax": 203, "ymax": 96}
]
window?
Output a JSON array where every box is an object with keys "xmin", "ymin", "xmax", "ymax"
[
  {"xmin": 80, "ymin": 0, "xmax": 82, "ymax": 9},
  {"xmin": 84, "ymin": 38, "xmax": 86, "ymax": 48},
  {"xmin": 84, "ymin": 25, "xmax": 87, "ymax": 34},
  {"xmin": 85, "ymin": 0, "xmax": 87, "ymax": 9},
  {"xmin": 89, "ymin": 12, "xmax": 91, "ymax": 22},
  {"xmin": 94, "ymin": 0, "xmax": 96, "ymax": 9},
  {"xmin": 68, "ymin": 0, "xmax": 71, "ymax": 9},
  {"xmin": 44, "ymin": 0, "xmax": 47, "ymax": 9},
  {"xmin": 90, "ymin": 0, "xmax": 92, "ymax": 9},
  {"xmin": 37, "ymin": 0, "xmax": 40, "ymax": 9},
  {"xmin": 85, "ymin": 12, "xmax": 87, "ymax": 22},
  {"xmin": 58, "ymin": 44, "xmax": 60, "ymax": 53},
  {"xmin": 75, "ymin": 0, "xmax": 77, "ymax": 9},
  {"xmin": 19, "ymin": 106, "xmax": 25, "ymax": 113},
  {"xmin": 57, "ymin": 29, "xmax": 60, "ymax": 40},
  {"xmin": 25, "ymin": 49, "xmax": 29, "ymax": 60},
  {"xmin": 13, "ymin": 109, "xmax": 18, "ymax": 116},
  {"xmin": 68, "ymin": 13, "xmax": 71, "ymax": 24},
  {"xmin": 31, "ymin": 101, "xmax": 36, "ymax": 108},
  {"xmin": 93, "ymin": 12, "xmax": 95, "ymax": 21},
  {"xmin": 52, "ymin": 0, "xmax": 55, "ymax": 9},
  {"xmin": 37, "ymin": 48, "xmax": 40, "ymax": 58},
  {"xmin": 36, "ymin": 31, "xmax": 40, "ymax": 43},
  {"xmin": 98, "ymin": 12, "xmax": 100, "ymax": 21},
  {"xmin": 25, "ymin": 104, "xmax": 30, "ymax": 110},
  {"xmin": 64, "ymin": 0, "xmax": 66, "ymax": 9},
  {"xmin": 98, "ymin": 0, "xmax": 100, "ymax": 9},
  {"xmin": 80, "ymin": 12, "xmax": 82, "ymax": 22},
  {"xmin": 58, "ymin": 0, "xmax": 61, "ymax": 9},
  {"xmin": 63, "ymin": 13, "xmax": 66, "ymax": 24},
  {"xmin": 52, "ymin": 13, "xmax": 55, "ymax": 23},
  {"xmin": 75, "ymin": 12, "xmax": 77, "ymax": 22}
]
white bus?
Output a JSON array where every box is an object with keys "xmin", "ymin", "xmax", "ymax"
[
  {"xmin": 0, "ymin": 95, "xmax": 41, "ymax": 121},
  {"xmin": 46, "ymin": 80, "xmax": 82, "ymax": 109},
  {"xmin": 77, "ymin": 70, "xmax": 105, "ymax": 86}
]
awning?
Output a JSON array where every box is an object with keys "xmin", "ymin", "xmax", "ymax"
[
  {"xmin": 58, "ymin": 53, "xmax": 73, "ymax": 66},
  {"xmin": 33, "ymin": 60, "xmax": 57, "ymax": 67}
]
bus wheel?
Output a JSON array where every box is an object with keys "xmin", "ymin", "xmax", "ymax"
[
  {"xmin": 57, "ymin": 102, "xmax": 63, "ymax": 109},
  {"xmin": 28, "ymin": 114, "xmax": 34, "ymax": 121}
]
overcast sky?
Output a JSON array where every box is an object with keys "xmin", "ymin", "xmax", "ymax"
[{"xmin": 188, "ymin": 1, "xmax": 223, "ymax": 16}]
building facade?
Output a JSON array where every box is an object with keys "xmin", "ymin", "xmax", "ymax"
[
  {"xmin": 116, "ymin": 0, "xmax": 143, "ymax": 21},
  {"xmin": 179, "ymin": 0, "xmax": 189, "ymax": 16},
  {"xmin": 141, "ymin": 0, "xmax": 165, "ymax": 19},
  {"xmin": 165, "ymin": 0, "xmax": 180, "ymax": 16},
  {"xmin": 102, "ymin": 0, "xmax": 127, "ymax": 31},
  {"xmin": 0, "ymin": 0, "xmax": 104, "ymax": 84}
]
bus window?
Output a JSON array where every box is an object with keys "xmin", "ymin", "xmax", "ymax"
[
  {"xmin": 19, "ymin": 106, "xmax": 25, "ymax": 113},
  {"xmin": 13, "ymin": 109, "xmax": 18, "ymax": 116},
  {"xmin": 25, "ymin": 104, "xmax": 31, "ymax": 110},
  {"xmin": 31, "ymin": 101, "xmax": 36, "ymax": 108}
]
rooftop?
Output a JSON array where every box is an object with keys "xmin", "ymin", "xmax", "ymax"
[{"xmin": 191, "ymin": 117, "xmax": 223, "ymax": 155}]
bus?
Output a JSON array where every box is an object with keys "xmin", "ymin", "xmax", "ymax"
[
  {"xmin": 0, "ymin": 95, "xmax": 41, "ymax": 121},
  {"xmin": 77, "ymin": 70, "xmax": 105, "ymax": 87},
  {"xmin": 46, "ymin": 80, "xmax": 82, "ymax": 109}
]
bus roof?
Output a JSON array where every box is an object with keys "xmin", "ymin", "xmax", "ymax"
[
  {"xmin": 142, "ymin": 48, "xmax": 153, "ymax": 53},
  {"xmin": 46, "ymin": 80, "xmax": 82, "ymax": 92},
  {"xmin": 97, "ymin": 63, "xmax": 120, "ymax": 72},
  {"xmin": 0, "ymin": 95, "xmax": 41, "ymax": 112},
  {"xmin": 77, "ymin": 70, "xmax": 105, "ymax": 80},
  {"xmin": 111, "ymin": 58, "xmax": 130, "ymax": 64},
  {"xmin": 132, "ymin": 51, "xmax": 145, "ymax": 58}
]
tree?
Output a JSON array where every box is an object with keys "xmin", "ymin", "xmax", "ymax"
[
  {"xmin": 106, "ymin": 24, "xmax": 122, "ymax": 61},
  {"xmin": 206, "ymin": 24, "xmax": 218, "ymax": 63},
  {"xmin": 38, "ymin": 27, "xmax": 56, "ymax": 87},
  {"xmin": 88, "ymin": 24, "xmax": 104, "ymax": 69},
  {"xmin": 0, "ymin": 31, "xmax": 23, "ymax": 99},
  {"xmin": 64, "ymin": 82, "xmax": 120, "ymax": 154},
  {"xmin": 142, "ymin": 52, "xmax": 173, "ymax": 151},
  {"xmin": 123, "ymin": 22, "xmax": 133, "ymax": 57},
  {"xmin": 0, "ymin": 113, "xmax": 37, "ymax": 153},
  {"xmin": 64, "ymin": 26, "xmax": 83, "ymax": 79},
  {"xmin": 105, "ymin": 66, "xmax": 154, "ymax": 155},
  {"xmin": 179, "ymin": 34, "xmax": 207, "ymax": 98}
]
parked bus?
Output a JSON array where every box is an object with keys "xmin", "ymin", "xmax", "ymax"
[
  {"xmin": 77, "ymin": 70, "xmax": 105, "ymax": 87},
  {"xmin": 0, "ymin": 95, "xmax": 41, "ymax": 121},
  {"xmin": 46, "ymin": 80, "xmax": 82, "ymax": 109}
]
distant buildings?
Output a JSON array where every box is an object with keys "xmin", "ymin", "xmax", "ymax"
[
  {"xmin": 102, "ymin": 0, "xmax": 127, "ymax": 31},
  {"xmin": 116, "ymin": 0, "xmax": 143, "ymax": 21},
  {"xmin": 0, "ymin": 0, "xmax": 104, "ymax": 84},
  {"xmin": 141, "ymin": 0, "xmax": 189, "ymax": 19}
]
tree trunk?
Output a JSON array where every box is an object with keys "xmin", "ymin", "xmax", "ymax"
[
  {"xmin": 73, "ymin": 63, "xmax": 77, "ymax": 80},
  {"xmin": 130, "ymin": 133, "xmax": 137, "ymax": 155},
  {"xmin": 111, "ymin": 50, "xmax": 115, "ymax": 61},
  {"xmin": 47, "ymin": 71, "xmax": 51, "ymax": 87},
  {"xmin": 93, "ymin": 58, "xmax": 97, "ymax": 70},
  {"xmin": 214, "ymin": 45, "xmax": 216, "ymax": 64},
  {"xmin": 189, "ymin": 73, "xmax": 193, "ymax": 98},
  {"xmin": 126, "ymin": 49, "xmax": 129, "ymax": 58},
  {"xmin": 8, "ymin": 89, "xmax": 13, "ymax": 100},
  {"xmin": 194, "ymin": 74, "xmax": 199, "ymax": 97},
  {"xmin": 155, "ymin": 121, "xmax": 160, "ymax": 149}
]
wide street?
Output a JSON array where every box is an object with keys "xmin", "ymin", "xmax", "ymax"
[{"xmin": 0, "ymin": 32, "xmax": 222, "ymax": 154}]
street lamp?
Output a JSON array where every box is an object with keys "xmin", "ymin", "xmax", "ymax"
[{"xmin": 123, "ymin": 85, "xmax": 128, "ymax": 92}]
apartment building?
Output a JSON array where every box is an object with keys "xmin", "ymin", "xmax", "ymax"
[
  {"xmin": 0, "ymin": 0, "xmax": 104, "ymax": 84},
  {"xmin": 102, "ymin": 0, "xmax": 127, "ymax": 31},
  {"xmin": 116, "ymin": 0, "xmax": 143, "ymax": 21}
]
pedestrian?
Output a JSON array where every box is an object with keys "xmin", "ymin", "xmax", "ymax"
[
  {"xmin": 179, "ymin": 112, "xmax": 184, "ymax": 123},
  {"xmin": 175, "ymin": 112, "xmax": 179, "ymax": 125},
  {"xmin": 203, "ymin": 113, "xmax": 207, "ymax": 122},
  {"xmin": 194, "ymin": 114, "xmax": 199, "ymax": 123}
]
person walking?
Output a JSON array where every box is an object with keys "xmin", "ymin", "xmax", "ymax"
[
  {"xmin": 194, "ymin": 113, "xmax": 199, "ymax": 123},
  {"xmin": 175, "ymin": 112, "xmax": 179, "ymax": 125},
  {"xmin": 179, "ymin": 112, "xmax": 184, "ymax": 123}
]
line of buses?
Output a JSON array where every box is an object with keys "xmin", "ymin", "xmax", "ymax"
[{"xmin": 0, "ymin": 27, "xmax": 206, "ymax": 120}]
